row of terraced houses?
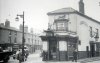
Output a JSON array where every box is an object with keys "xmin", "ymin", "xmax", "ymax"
[{"xmin": 0, "ymin": 20, "xmax": 42, "ymax": 53}]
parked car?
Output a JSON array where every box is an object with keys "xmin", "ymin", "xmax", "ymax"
[{"xmin": 0, "ymin": 47, "xmax": 12, "ymax": 63}]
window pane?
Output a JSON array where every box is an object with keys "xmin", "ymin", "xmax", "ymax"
[
  {"xmin": 89, "ymin": 26, "xmax": 92, "ymax": 37},
  {"xmin": 56, "ymin": 22, "xmax": 68, "ymax": 31}
]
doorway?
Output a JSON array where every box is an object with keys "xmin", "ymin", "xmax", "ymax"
[
  {"xmin": 68, "ymin": 42, "xmax": 77, "ymax": 60},
  {"xmin": 49, "ymin": 40, "xmax": 57, "ymax": 60},
  {"xmin": 90, "ymin": 43, "xmax": 95, "ymax": 57}
]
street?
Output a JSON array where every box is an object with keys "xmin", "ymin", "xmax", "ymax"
[
  {"xmin": 87, "ymin": 61, "xmax": 100, "ymax": 63},
  {"xmin": 23, "ymin": 53, "xmax": 79, "ymax": 63},
  {"xmin": 8, "ymin": 52, "xmax": 100, "ymax": 63},
  {"xmin": 8, "ymin": 52, "xmax": 79, "ymax": 63},
  {"xmin": 8, "ymin": 52, "xmax": 43, "ymax": 63},
  {"xmin": 23, "ymin": 52, "xmax": 43, "ymax": 63},
  {"xmin": 8, "ymin": 53, "xmax": 100, "ymax": 63}
]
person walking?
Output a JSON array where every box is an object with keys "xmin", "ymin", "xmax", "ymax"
[
  {"xmin": 72, "ymin": 49, "xmax": 78, "ymax": 62},
  {"xmin": 17, "ymin": 50, "xmax": 23, "ymax": 63}
]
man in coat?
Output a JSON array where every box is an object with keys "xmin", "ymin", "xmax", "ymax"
[{"xmin": 72, "ymin": 49, "xmax": 78, "ymax": 62}]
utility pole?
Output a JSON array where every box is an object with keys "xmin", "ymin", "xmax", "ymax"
[{"xmin": 15, "ymin": 11, "xmax": 25, "ymax": 62}]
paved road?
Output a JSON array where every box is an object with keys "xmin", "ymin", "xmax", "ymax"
[
  {"xmin": 23, "ymin": 53, "xmax": 43, "ymax": 63},
  {"xmin": 23, "ymin": 53, "xmax": 80, "ymax": 63},
  {"xmin": 87, "ymin": 60, "xmax": 100, "ymax": 63},
  {"xmin": 8, "ymin": 53, "xmax": 100, "ymax": 63}
]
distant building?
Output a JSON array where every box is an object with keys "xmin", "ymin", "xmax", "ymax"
[
  {"xmin": 19, "ymin": 24, "xmax": 28, "ymax": 33},
  {"xmin": 41, "ymin": 0, "xmax": 100, "ymax": 61},
  {"xmin": 0, "ymin": 23, "xmax": 5, "ymax": 27},
  {"xmin": 0, "ymin": 23, "xmax": 42, "ymax": 53}
]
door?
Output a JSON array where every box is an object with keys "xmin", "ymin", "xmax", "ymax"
[
  {"xmin": 49, "ymin": 40, "xmax": 57, "ymax": 60},
  {"xmin": 86, "ymin": 46, "xmax": 89, "ymax": 57},
  {"xmin": 90, "ymin": 43, "xmax": 95, "ymax": 57},
  {"xmin": 68, "ymin": 42, "xmax": 76, "ymax": 60}
]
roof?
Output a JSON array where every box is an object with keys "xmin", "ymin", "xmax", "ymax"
[
  {"xmin": 0, "ymin": 26, "xmax": 36, "ymax": 35},
  {"xmin": 47, "ymin": 7, "xmax": 100, "ymax": 24},
  {"xmin": 0, "ymin": 26, "xmax": 19, "ymax": 32},
  {"xmin": 47, "ymin": 7, "xmax": 77, "ymax": 15}
]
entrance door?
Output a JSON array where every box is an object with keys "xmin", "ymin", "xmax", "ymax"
[
  {"xmin": 49, "ymin": 40, "xmax": 57, "ymax": 60},
  {"xmin": 86, "ymin": 46, "xmax": 89, "ymax": 57},
  {"xmin": 68, "ymin": 42, "xmax": 76, "ymax": 60},
  {"xmin": 90, "ymin": 43, "xmax": 95, "ymax": 57}
]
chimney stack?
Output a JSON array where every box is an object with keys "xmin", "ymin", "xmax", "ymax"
[
  {"xmin": 5, "ymin": 19, "xmax": 10, "ymax": 28},
  {"xmin": 79, "ymin": 0, "xmax": 85, "ymax": 14}
]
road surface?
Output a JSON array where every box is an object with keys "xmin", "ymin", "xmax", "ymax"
[{"xmin": 8, "ymin": 52, "xmax": 100, "ymax": 63}]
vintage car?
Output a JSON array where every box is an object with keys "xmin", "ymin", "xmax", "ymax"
[{"xmin": 0, "ymin": 47, "xmax": 12, "ymax": 62}]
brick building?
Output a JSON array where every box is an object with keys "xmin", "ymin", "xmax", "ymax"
[
  {"xmin": 41, "ymin": 0, "xmax": 100, "ymax": 61},
  {"xmin": 0, "ymin": 21, "xmax": 42, "ymax": 53}
]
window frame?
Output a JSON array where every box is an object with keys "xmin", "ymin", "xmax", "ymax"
[
  {"xmin": 54, "ymin": 19, "xmax": 68, "ymax": 31},
  {"xmin": 89, "ymin": 26, "xmax": 92, "ymax": 37}
]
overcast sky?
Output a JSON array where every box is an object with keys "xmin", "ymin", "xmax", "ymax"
[{"xmin": 0, "ymin": 0, "xmax": 100, "ymax": 33}]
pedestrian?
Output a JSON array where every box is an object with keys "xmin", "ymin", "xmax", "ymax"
[
  {"xmin": 25, "ymin": 50, "xmax": 29, "ymax": 58},
  {"xmin": 18, "ymin": 50, "xmax": 23, "ymax": 63},
  {"xmin": 42, "ymin": 51, "xmax": 47, "ymax": 61},
  {"xmin": 72, "ymin": 49, "xmax": 78, "ymax": 62}
]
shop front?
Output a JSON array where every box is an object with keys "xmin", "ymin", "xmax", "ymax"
[{"xmin": 40, "ymin": 30, "xmax": 78, "ymax": 61}]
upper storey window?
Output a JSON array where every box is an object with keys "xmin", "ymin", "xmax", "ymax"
[
  {"xmin": 57, "ymin": 22, "xmax": 65, "ymax": 30},
  {"xmin": 95, "ymin": 29, "xmax": 99, "ymax": 40},
  {"xmin": 89, "ymin": 26, "xmax": 92, "ymax": 37},
  {"xmin": 54, "ymin": 19, "xmax": 68, "ymax": 31}
]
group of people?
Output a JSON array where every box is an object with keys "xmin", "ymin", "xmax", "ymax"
[
  {"xmin": 42, "ymin": 51, "xmax": 48, "ymax": 61},
  {"xmin": 16, "ymin": 49, "xmax": 29, "ymax": 63}
]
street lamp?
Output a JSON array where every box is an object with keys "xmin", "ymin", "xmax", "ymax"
[
  {"xmin": 45, "ymin": 29, "xmax": 54, "ymax": 37},
  {"xmin": 45, "ymin": 29, "xmax": 54, "ymax": 61},
  {"xmin": 32, "ymin": 32, "xmax": 34, "ymax": 53},
  {"xmin": 9, "ymin": 30, "xmax": 12, "ymax": 51},
  {"xmin": 15, "ymin": 11, "xmax": 25, "ymax": 62}
]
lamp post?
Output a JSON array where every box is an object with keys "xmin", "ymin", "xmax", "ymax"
[
  {"xmin": 9, "ymin": 30, "xmax": 12, "ymax": 51},
  {"xmin": 31, "ymin": 28, "xmax": 34, "ymax": 53},
  {"xmin": 45, "ymin": 29, "xmax": 54, "ymax": 61},
  {"xmin": 15, "ymin": 11, "xmax": 25, "ymax": 62}
]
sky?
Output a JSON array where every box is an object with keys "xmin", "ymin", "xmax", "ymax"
[{"xmin": 0, "ymin": 0, "xmax": 100, "ymax": 33}]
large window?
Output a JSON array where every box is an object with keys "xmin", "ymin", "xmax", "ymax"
[
  {"xmin": 95, "ymin": 29, "xmax": 99, "ymax": 39},
  {"xmin": 96, "ymin": 29, "xmax": 99, "ymax": 35},
  {"xmin": 55, "ymin": 19, "xmax": 68, "ymax": 31},
  {"xmin": 57, "ymin": 22, "xmax": 65, "ymax": 30}
]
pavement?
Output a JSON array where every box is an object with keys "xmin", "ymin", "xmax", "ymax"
[
  {"xmin": 78, "ymin": 57, "xmax": 100, "ymax": 63},
  {"xmin": 8, "ymin": 52, "xmax": 100, "ymax": 63}
]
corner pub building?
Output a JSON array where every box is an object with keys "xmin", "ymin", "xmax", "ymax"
[{"xmin": 40, "ymin": 0, "xmax": 100, "ymax": 61}]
